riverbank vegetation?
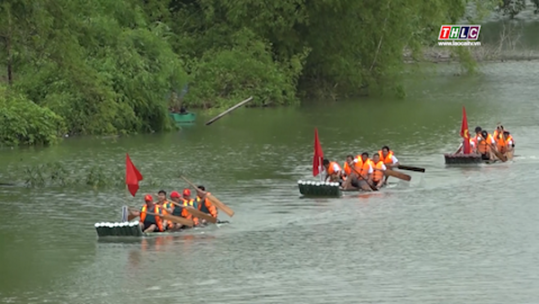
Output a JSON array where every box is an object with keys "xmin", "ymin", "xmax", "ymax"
[{"xmin": 0, "ymin": 0, "xmax": 537, "ymax": 146}]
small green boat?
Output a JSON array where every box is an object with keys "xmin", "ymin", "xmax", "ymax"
[{"xmin": 169, "ymin": 112, "xmax": 196, "ymax": 124}]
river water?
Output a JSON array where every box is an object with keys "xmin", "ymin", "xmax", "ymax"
[{"xmin": 0, "ymin": 60, "xmax": 538, "ymax": 303}]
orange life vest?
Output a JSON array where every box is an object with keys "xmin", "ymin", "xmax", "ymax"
[
  {"xmin": 343, "ymin": 162, "xmax": 352, "ymax": 177},
  {"xmin": 372, "ymin": 161, "xmax": 385, "ymax": 182},
  {"xmin": 327, "ymin": 161, "xmax": 342, "ymax": 175},
  {"xmin": 140, "ymin": 205, "xmax": 164, "ymax": 232},
  {"xmin": 197, "ymin": 195, "xmax": 218, "ymax": 218},
  {"xmin": 378, "ymin": 150, "xmax": 394, "ymax": 166},
  {"xmin": 181, "ymin": 198, "xmax": 199, "ymax": 226},
  {"xmin": 478, "ymin": 134, "xmax": 494, "ymax": 154},
  {"xmin": 354, "ymin": 158, "xmax": 372, "ymax": 178}
]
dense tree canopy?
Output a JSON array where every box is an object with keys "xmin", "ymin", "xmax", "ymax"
[{"xmin": 0, "ymin": 0, "xmax": 533, "ymax": 145}]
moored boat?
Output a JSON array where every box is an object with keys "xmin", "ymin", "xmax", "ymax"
[{"xmin": 169, "ymin": 112, "xmax": 196, "ymax": 124}]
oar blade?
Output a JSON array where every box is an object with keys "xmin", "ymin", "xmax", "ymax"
[
  {"xmin": 162, "ymin": 213, "xmax": 194, "ymax": 227},
  {"xmin": 207, "ymin": 195, "xmax": 235, "ymax": 217},
  {"xmin": 385, "ymin": 169, "xmax": 411, "ymax": 181},
  {"xmin": 181, "ymin": 176, "xmax": 235, "ymax": 217},
  {"xmin": 186, "ymin": 207, "xmax": 217, "ymax": 224}
]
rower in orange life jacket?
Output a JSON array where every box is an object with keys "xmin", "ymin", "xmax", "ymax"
[
  {"xmin": 157, "ymin": 190, "xmax": 173, "ymax": 210},
  {"xmin": 497, "ymin": 130, "xmax": 515, "ymax": 157},
  {"xmin": 470, "ymin": 126, "xmax": 483, "ymax": 153},
  {"xmin": 493, "ymin": 124, "xmax": 505, "ymax": 140},
  {"xmin": 379, "ymin": 146, "xmax": 399, "ymax": 185},
  {"xmin": 195, "ymin": 185, "xmax": 218, "ymax": 224},
  {"xmin": 345, "ymin": 152, "xmax": 374, "ymax": 191},
  {"xmin": 371, "ymin": 153, "xmax": 387, "ymax": 189},
  {"xmin": 166, "ymin": 190, "xmax": 199, "ymax": 230},
  {"xmin": 342, "ymin": 155, "xmax": 354, "ymax": 181},
  {"xmin": 156, "ymin": 189, "xmax": 172, "ymax": 227},
  {"xmin": 181, "ymin": 189, "xmax": 200, "ymax": 225},
  {"xmin": 323, "ymin": 158, "xmax": 343, "ymax": 184},
  {"xmin": 139, "ymin": 194, "xmax": 165, "ymax": 233},
  {"xmin": 477, "ymin": 130, "xmax": 496, "ymax": 160}
]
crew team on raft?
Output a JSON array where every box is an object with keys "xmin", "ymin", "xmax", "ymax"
[
  {"xmin": 132, "ymin": 186, "xmax": 219, "ymax": 233},
  {"xmin": 322, "ymin": 146, "xmax": 399, "ymax": 192},
  {"xmin": 323, "ymin": 125, "xmax": 515, "ymax": 192}
]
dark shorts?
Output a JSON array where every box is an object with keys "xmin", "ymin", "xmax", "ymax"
[
  {"xmin": 143, "ymin": 222, "xmax": 162, "ymax": 232},
  {"xmin": 481, "ymin": 153, "xmax": 490, "ymax": 160}
]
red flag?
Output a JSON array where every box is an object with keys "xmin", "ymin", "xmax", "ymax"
[
  {"xmin": 312, "ymin": 128, "xmax": 324, "ymax": 176},
  {"xmin": 460, "ymin": 106, "xmax": 471, "ymax": 154},
  {"xmin": 126, "ymin": 153, "xmax": 143, "ymax": 196}
]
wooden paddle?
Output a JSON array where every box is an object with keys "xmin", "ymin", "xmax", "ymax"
[
  {"xmin": 489, "ymin": 144, "xmax": 507, "ymax": 162},
  {"xmin": 185, "ymin": 206, "xmax": 218, "ymax": 224},
  {"xmin": 169, "ymin": 201, "xmax": 217, "ymax": 224},
  {"xmin": 181, "ymin": 176, "xmax": 235, "ymax": 217},
  {"xmin": 397, "ymin": 165, "xmax": 425, "ymax": 173},
  {"xmin": 348, "ymin": 164, "xmax": 378, "ymax": 191},
  {"xmin": 147, "ymin": 212, "xmax": 194, "ymax": 227},
  {"xmin": 384, "ymin": 169, "xmax": 411, "ymax": 181}
]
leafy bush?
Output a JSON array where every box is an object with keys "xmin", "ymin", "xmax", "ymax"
[
  {"xmin": 185, "ymin": 29, "xmax": 307, "ymax": 108},
  {"xmin": 0, "ymin": 86, "xmax": 66, "ymax": 146}
]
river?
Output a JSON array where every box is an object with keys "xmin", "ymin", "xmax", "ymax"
[{"xmin": 0, "ymin": 60, "xmax": 538, "ymax": 303}]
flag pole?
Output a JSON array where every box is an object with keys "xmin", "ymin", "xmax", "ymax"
[{"xmin": 319, "ymin": 157, "xmax": 323, "ymax": 181}]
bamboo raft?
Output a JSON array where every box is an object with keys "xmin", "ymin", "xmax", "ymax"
[
  {"xmin": 444, "ymin": 153, "xmax": 485, "ymax": 164},
  {"xmin": 94, "ymin": 221, "xmax": 228, "ymax": 238},
  {"xmin": 298, "ymin": 180, "xmax": 342, "ymax": 197}
]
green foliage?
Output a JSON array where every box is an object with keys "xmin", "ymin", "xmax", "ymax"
[
  {"xmin": 19, "ymin": 161, "xmax": 161, "ymax": 189},
  {"xmin": 497, "ymin": 0, "xmax": 538, "ymax": 18},
  {"xmin": 185, "ymin": 28, "xmax": 306, "ymax": 107},
  {"xmin": 0, "ymin": 85, "xmax": 66, "ymax": 146},
  {"xmin": 0, "ymin": 0, "xmax": 519, "ymax": 146}
]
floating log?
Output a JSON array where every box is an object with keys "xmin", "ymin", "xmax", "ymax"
[{"xmin": 205, "ymin": 97, "xmax": 254, "ymax": 126}]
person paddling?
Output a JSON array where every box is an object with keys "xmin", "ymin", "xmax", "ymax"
[
  {"xmin": 498, "ymin": 130, "xmax": 515, "ymax": 159},
  {"xmin": 470, "ymin": 126, "xmax": 483, "ymax": 153},
  {"xmin": 157, "ymin": 190, "xmax": 172, "ymax": 209},
  {"xmin": 477, "ymin": 130, "xmax": 496, "ymax": 160},
  {"xmin": 371, "ymin": 153, "xmax": 387, "ymax": 189},
  {"xmin": 352, "ymin": 152, "xmax": 374, "ymax": 191},
  {"xmin": 167, "ymin": 191, "xmax": 189, "ymax": 231},
  {"xmin": 379, "ymin": 146, "xmax": 399, "ymax": 184},
  {"xmin": 196, "ymin": 185, "xmax": 218, "ymax": 224},
  {"xmin": 139, "ymin": 194, "xmax": 165, "ymax": 233},
  {"xmin": 181, "ymin": 189, "xmax": 199, "ymax": 226},
  {"xmin": 323, "ymin": 158, "xmax": 343, "ymax": 183},
  {"xmin": 342, "ymin": 155, "xmax": 354, "ymax": 181}
]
